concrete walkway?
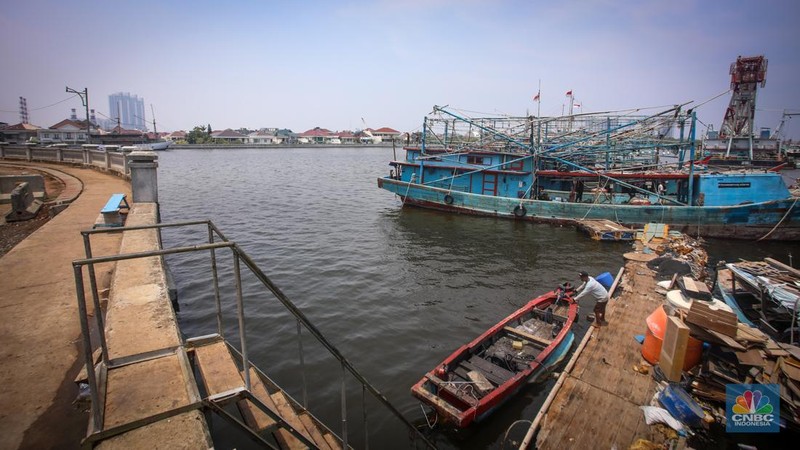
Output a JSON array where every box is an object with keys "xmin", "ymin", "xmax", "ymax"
[{"xmin": 0, "ymin": 163, "xmax": 129, "ymax": 449}]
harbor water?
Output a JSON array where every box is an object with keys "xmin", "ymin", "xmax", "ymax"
[{"xmin": 156, "ymin": 147, "xmax": 800, "ymax": 449}]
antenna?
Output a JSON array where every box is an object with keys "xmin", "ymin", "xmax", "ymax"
[{"xmin": 19, "ymin": 97, "xmax": 29, "ymax": 124}]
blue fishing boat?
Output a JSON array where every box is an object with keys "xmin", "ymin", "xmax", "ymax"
[{"xmin": 378, "ymin": 106, "xmax": 800, "ymax": 240}]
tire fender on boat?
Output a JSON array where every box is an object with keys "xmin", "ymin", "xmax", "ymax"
[
  {"xmin": 444, "ymin": 194, "xmax": 454, "ymax": 205},
  {"xmin": 513, "ymin": 205, "xmax": 527, "ymax": 217}
]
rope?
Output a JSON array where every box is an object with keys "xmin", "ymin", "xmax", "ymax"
[
  {"xmin": 420, "ymin": 404, "xmax": 438, "ymax": 429},
  {"xmin": 401, "ymin": 175, "xmax": 416, "ymax": 205},
  {"xmin": 501, "ymin": 420, "xmax": 531, "ymax": 449},
  {"xmin": 756, "ymin": 196, "xmax": 799, "ymax": 241}
]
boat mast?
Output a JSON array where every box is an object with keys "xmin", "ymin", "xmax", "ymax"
[
  {"xmin": 150, "ymin": 104, "xmax": 158, "ymax": 136},
  {"xmin": 688, "ymin": 111, "xmax": 697, "ymax": 206}
]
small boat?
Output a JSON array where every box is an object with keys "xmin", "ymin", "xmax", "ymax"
[
  {"xmin": 411, "ymin": 285, "xmax": 577, "ymax": 428},
  {"xmin": 715, "ymin": 258, "xmax": 800, "ymax": 343},
  {"xmin": 135, "ymin": 140, "xmax": 171, "ymax": 151}
]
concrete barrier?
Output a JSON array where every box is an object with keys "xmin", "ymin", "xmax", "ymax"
[
  {"xmin": 0, "ymin": 174, "xmax": 46, "ymax": 204},
  {"xmin": 0, "ymin": 145, "xmax": 131, "ymax": 179}
]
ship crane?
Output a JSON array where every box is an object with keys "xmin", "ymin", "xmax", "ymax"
[
  {"xmin": 771, "ymin": 110, "xmax": 800, "ymax": 139},
  {"xmin": 719, "ymin": 55, "xmax": 768, "ymax": 139}
]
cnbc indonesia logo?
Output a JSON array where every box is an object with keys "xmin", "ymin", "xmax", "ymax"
[{"xmin": 727, "ymin": 385, "xmax": 779, "ymax": 433}]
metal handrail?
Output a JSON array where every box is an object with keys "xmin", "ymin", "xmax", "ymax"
[{"xmin": 76, "ymin": 220, "xmax": 436, "ymax": 449}]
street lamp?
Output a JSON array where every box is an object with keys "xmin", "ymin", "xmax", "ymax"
[{"xmin": 66, "ymin": 86, "xmax": 91, "ymax": 144}]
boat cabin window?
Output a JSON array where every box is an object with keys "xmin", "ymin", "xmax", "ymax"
[
  {"xmin": 506, "ymin": 160, "xmax": 524, "ymax": 171},
  {"xmin": 466, "ymin": 156, "xmax": 488, "ymax": 165}
]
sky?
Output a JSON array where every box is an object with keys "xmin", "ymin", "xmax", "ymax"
[{"xmin": 1, "ymin": 0, "xmax": 799, "ymax": 138}]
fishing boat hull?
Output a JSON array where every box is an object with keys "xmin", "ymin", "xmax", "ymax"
[
  {"xmin": 136, "ymin": 140, "xmax": 171, "ymax": 151},
  {"xmin": 378, "ymin": 177, "xmax": 800, "ymax": 240},
  {"xmin": 411, "ymin": 289, "xmax": 578, "ymax": 428}
]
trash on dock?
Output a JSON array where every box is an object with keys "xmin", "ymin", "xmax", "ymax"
[{"xmin": 576, "ymin": 219, "xmax": 635, "ymax": 241}]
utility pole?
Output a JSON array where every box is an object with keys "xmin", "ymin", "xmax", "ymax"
[{"xmin": 66, "ymin": 86, "xmax": 91, "ymax": 144}]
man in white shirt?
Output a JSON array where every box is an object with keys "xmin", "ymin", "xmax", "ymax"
[{"xmin": 574, "ymin": 271, "xmax": 610, "ymax": 326}]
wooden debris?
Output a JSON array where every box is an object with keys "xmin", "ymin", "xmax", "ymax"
[
  {"xmin": 466, "ymin": 370, "xmax": 494, "ymax": 395},
  {"xmin": 681, "ymin": 276, "xmax": 712, "ymax": 301},
  {"xmin": 685, "ymin": 300, "xmax": 738, "ymax": 337},
  {"xmin": 660, "ymin": 316, "xmax": 690, "ymax": 382}
]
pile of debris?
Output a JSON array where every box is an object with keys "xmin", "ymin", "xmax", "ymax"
[
  {"xmin": 626, "ymin": 223, "xmax": 709, "ymax": 281},
  {"xmin": 638, "ymin": 271, "xmax": 800, "ymax": 439}
]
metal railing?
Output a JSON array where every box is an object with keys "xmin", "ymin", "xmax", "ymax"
[{"xmin": 74, "ymin": 219, "xmax": 435, "ymax": 449}]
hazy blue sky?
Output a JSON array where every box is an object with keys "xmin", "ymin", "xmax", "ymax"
[{"xmin": 2, "ymin": 0, "xmax": 799, "ymax": 137}]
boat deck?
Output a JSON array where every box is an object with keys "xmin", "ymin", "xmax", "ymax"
[{"xmin": 534, "ymin": 259, "xmax": 669, "ymax": 449}]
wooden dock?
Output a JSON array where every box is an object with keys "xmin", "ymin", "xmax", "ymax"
[
  {"xmin": 530, "ymin": 258, "xmax": 670, "ymax": 449},
  {"xmin": 576, "ymin": 219, "xmax": 636, "ymax": 241}
]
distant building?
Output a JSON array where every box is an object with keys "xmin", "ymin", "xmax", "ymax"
[
  {"xmin": 247, "ymin": 130, "xmax": 283, "ymax": 145},
  {"xmin": 368, "ymin": 127, "xmax": 402, "ymax": 141},
  {"xmin": 37, "ymin": 119, "xmax": 91, "ymax": 144},
  {"xmin": 108, "ymin": 92, "xmax": 146, "ymax": 131},
  {"xmin": 211, "ymin": 129, "xmax": 246, "ymax": 143},
  {"xmin": 1, "ymin": 122, "xmax": 42, "ymax": 143},
  {"xmin": 299, "ymin": 127, "xmax": 340, "ymax": 144},
  {"xmin": 165, "ymin": 130, "xmax": 186, "ymax": 142}
]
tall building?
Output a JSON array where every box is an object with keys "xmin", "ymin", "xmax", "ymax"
[{"xmin": 108, "ymin": 92, "xmax": 146, "ymax": 131}]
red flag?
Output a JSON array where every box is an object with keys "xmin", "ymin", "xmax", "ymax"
[
  {"xmin": 565, "ymin": 90, "xmax": 573, "ymax": 96},
  {"xmin": 533, "ymin": 92, "xmax": 540, "ymax": 102}
]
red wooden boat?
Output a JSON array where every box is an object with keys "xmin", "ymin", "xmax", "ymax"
[{"xmin": 411, "ymin": 285, "xmax": 578, "ymax": 427}]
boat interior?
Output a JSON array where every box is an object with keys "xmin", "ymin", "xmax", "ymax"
[{"xmin": 422, "ymin": 299, "xmax": 570, "ymax": 410}]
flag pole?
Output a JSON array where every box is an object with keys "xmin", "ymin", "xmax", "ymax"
[{"xmin": 536, "ymin": 79, "xmax": 541, "ymax": 118}]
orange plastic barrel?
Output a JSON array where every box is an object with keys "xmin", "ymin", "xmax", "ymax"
[{"xmin": 641, "ymin": 305, "xmax": 703, "ymax": 370}]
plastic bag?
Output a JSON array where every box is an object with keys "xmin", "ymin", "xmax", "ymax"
[{"xmin": 640, "ymin": 405, "xmax": 684, "ymax": 432}]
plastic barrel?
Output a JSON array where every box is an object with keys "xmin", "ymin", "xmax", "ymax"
[
  {"xmin": 595, "ymin": 272, "xmax": 613, "ymax": 289},
  {"xmin": 641, "ymin": 305, "xmax": 703, "ymax": 370}
]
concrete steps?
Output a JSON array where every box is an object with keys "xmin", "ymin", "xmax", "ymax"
[{"xmin": 192, "ymin": 338, "xmax": 342, "ymax": 449}]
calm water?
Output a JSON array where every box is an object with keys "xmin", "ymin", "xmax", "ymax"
[{"xmin": 156, "ymin": 147, "xmax": 800, "ymax": 449}]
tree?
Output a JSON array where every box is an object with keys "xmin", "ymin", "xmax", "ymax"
[{"xmin": 187, "ymin": 125, "xmax": 211, "ymax": 144}]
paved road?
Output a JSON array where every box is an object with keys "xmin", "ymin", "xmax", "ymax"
[{"xmin": 0, "ymin": 163, "xmax": 129, "ymax": 449}]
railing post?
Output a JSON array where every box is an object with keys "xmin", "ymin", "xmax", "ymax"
[
  {"xmin": 233, "ymin": 250, "xmax": 250, "ymax": 391},
  {"xmin": 104, "ymin": 148, "xmax": 111, "ymax": 170},
  {"xmin": 82, "ymin": 233, "xmax": 109, "ymax": 363},
  {"xmin": 25, "ymin": 146, "xmax": 32, "ymax": 162},
  {"xmin": 362, "ymin": 384, "xmax": 369, "ymax": 450},
  {"xmin": 341, "ymin": 362, "xmax": 348, "ymax": 449},
  {"xmin": 83, "ymin": 147, "xmax": 90, "ymax": 165},
  {"xmin": 127, "ymin": 151, "xmax": 159, "ymax": 203},
  {"xmin": 56, "ymin": 147, "xmax": 63, "ymax": 162},
  {"xmin": 297, "ymin": 320, "xmax": 307, "ymax": 407},
  {"xmin": 74, "ymin": 264, "xmax": 103, "ymax": 430},
  {"xmin": 208, "ymin": 224, "xmax": 223, "ymax": 337}
]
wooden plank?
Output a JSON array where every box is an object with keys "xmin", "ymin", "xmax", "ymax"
[
  {"xmin": 459, "ymin": 361, "xmax": 506, "ymax": 386},
  {"xmin": 466, "ymin": 370, "xmax": 494, "ymax": 395},
  {"xmin": 237, "ymin": 368, "xmax": 278, "ymax": 432},
  {"xmin": 503, "ymin": 325, "xmax": 552, "ymax": 347},
  {"xmin": 323, "ymin": 433, "xmax": 342, "ymax": 450},
  {"xmin": 685, "ymin": 300, "xmax": 738, "ymax": 337},
  {"xmin": 682, "ymin": 277, "xmax": 711, "ymax": 300},
  {"xmin": 193, "ymin": 341, "xmax": 244, "ymax": 396},
  {"xmin": 735, "ymin": 349, "xmax": 766, "ymax": 367},
  {"xmin": 467, "ymin": 355, "xmax": 516, "ymax": 383},
  {"xmin": 298, "ymin": 413, "xmax": 333, "ymax": 450},
  {"xmin": 271, "ymin": 390, "xmax": 313, "ymax": 450},
  {"xmin": 765, "ymin": 257, "xmax": 800, "ymax": 279},
  {"xmin": 660, "ymin": 316, "xmax": 690, "ymax": 382}
]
